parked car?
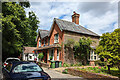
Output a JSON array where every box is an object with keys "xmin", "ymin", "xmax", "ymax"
[
  {"xmin": 3, "ymin": 57, "xmax": 20, "ymax": 67},
  {"xmin": 2, "ymin": 61, "xmax": 51, "ymax": 80}
]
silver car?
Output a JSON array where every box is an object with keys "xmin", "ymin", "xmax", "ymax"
[{"xmin": 3, "ymin": 57, "xmax": 20, "ymax": 67}]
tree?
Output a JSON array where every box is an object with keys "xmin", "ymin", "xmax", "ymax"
[
  {"xmin": 74, "ymin": 37, "xmax": 93, "ymax": 65},
  {"xmin": 2, "ymin": 2, "xmax": 39, "ymax": 61},
  {"xmin": 96, "ymin": 28, "xmax": 120, "ymax": 70}
]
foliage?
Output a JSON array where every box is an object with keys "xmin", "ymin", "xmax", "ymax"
[
  {"xmin": 70, "ymin": 62, "xmax": 82, "ymax": 66},
  {"xmin": 74, "ymin": 37, "xmax": 93, "ymax": 65},
  {"xmin": 38, "ymin": 52, "xmax": 44, "ymax": 61},
  {"xmin": 96, "ymin": 28, "xmax": 120, "ymax": 70},
  {"xmin": 63, "ymin": 63, "xmax": 70, "ymax": 67},
  {"xmin": 76, "ymin": 66, "xmax": 120, "ymax": 78},
  {"xmin": 64, "ymin": 39, "xmax": 75, "ymax": 48},
  {"xmin": 2, "ymin": 2, "xmax": 39, "ymax": 61},
  {"xmin": 64, "ymin": 39, "xmax": 75, "ymax": 64},
  {"xmin": 95, "ymin": 60, "xmax": 107, "ymax": 66},
  {"xmin": 62, "ymin": 69, "xmax": 68, "ymax": 74},
  {"xmin": 50, "ymin": 56, "xmax": 53, "ymax": 60}
]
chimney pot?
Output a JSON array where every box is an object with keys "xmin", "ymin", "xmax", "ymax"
[{"xmin": 72, "ymin": 11, "xmax": 80, "ymax": 25}]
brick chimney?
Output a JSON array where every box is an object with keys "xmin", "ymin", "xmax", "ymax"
[{"xmin": 72, "ymin": 11, "xmax": 80, "ymax": 25}]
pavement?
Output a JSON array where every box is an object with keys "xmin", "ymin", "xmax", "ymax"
[{"xmin": 42, "ymin": 67, "xmax": 87, "ymax": 80}]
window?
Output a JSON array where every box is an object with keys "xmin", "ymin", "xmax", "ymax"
[
  {"xmin": 44, "ymin": 40, "xmax": 45, "ymax": 46},
  {"xmin": 48, "ymin": 38, "xmax": 50, "ymax": 45},
  {"xmin": 90, "ymin": 50, "xmax": 98, "ymax": 60},
  {"xmin": 57, "ymin": 49, "xmax": 59, "ymax": 60},
  {"xmin": 39, "ymin": 40, "xmax": 41, "ymax": 47},
  {"xmin": 6, "ymin": 63, "xmax": 12, "ymax": 72},
  {"xmin": 54, "ymin": 33, "xmax": 59, "ymax": 43},
  {"xmin": 29, "ymin": 56, "xmax": 32, "ymax": 59},
  {"xmin": 13, "ymin": 64, "xmax": 42, "ymax": 73},
  {"xmin": 49, "ymin": 49, "xmax": 54, "ymax": 60}
]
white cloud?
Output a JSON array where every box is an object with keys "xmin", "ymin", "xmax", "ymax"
[{"xmin": 25, "ymin": 2, "xmax": 118, "ymax": 35}]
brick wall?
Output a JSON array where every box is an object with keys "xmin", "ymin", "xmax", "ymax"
[
  {"xmin": 64, "ymin": 31, "xmax": 99, "ymax": 47},
  {"xmin": 63, "ymin": 31, "xmax": 99, "ymax": 64}
]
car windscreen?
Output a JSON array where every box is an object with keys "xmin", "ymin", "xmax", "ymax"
[
  {"xmin": 6, "ymin": 59, "xmax": 20, "ymax": 63},
  {"xmin": 13, "ymin": 64, "xmax": 42, "ymax": 73}
]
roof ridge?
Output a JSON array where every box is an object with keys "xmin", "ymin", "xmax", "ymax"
[
  {"xmin": 54, "ymin": 18, "xmax": 100, "ymax": 37},
  {"xmin": 54, "ymin": 18, "xmax": 74, "ymax": 23},
  {"xmin": 77, "ymin": 24, "xmax": 99, "ymax": 36}
]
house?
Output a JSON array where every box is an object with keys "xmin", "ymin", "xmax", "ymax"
[
  {"xmin": 34, "ymin": 11, "xmax": 100, "ymax": 66},
  {"xmin": 23, "ymin": 47, "xmax": 38, "ymax": 62}
]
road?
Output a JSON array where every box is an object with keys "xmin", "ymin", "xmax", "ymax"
[{"xmin": 42, "ymin": 67, "xmax": 87, "ymax": 80}]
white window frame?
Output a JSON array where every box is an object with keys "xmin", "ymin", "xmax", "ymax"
[
  {"xmin": 57, "ymin": 49, "xmax": 59, "ymax": 60},
  {"xmin": 90, "ymin": 50, "xmax": 98, "ymax": 60},
  {"xmin": 54, "ymin": 33, "xmax": 59, "ymax": 43},
  {"xmin": 49, "ymin": 49, "xmax": 54, "ymax": 60},
  {"xmin": 39, "ymin": 40, "xmax": 41, "ymax": 47}
]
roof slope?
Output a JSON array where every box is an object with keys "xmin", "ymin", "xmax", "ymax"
[
  {"xmin": 39, "ymin": 29, "xmax": 49, "ymax": 39},
  {"xmin": 23, "ymin": 47, "xmax": 36, "ymax": 53},
  {"xmin": 54, "ymin": 18, "xmax": 99, "ymax": 37}
]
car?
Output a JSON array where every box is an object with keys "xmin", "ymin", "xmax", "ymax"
[
  {"xmin": 2, "ymin": 61, "xmax": 51, "ymax": 80},
  {"xmin": 3, "ymin": 57, "xmax": 20, "ymax": 67}
]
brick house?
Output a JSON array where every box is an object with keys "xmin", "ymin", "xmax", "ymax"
[{"xmin": 34, "ymin": 11, "xmax": 100, "ymax": 66}]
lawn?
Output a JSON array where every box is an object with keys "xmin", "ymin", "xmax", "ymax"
[{"xmin": 76, "ymin": 66, "xmax": 120, "ymax": 78}]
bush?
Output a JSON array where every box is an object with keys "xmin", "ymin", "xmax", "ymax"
[
  {"xmin": 95, "ymin": 60, "xmax": 107, "ymax": 66},
  {"xmin": 62, "ymin": 69, "xmax": 68, "ymax": 74},
  {"xmin": 38, "ymin": 52, "xmax": 44, "ymax": 61},
  {"xmin": 63, "ymin": 63, "xmax": 70, "ymax": 67}
]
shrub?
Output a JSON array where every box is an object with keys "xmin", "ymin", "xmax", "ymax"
[
  {"xmin": 95, "ymin": 60, "xmax": 107, "ymax": 66},
  {"xmin": 62, "ymin": 69, "xmax": 68, "ymax": 74},
  {"xmin": 50, "ymin": 56, "xmax": 53, "ymax": 60},
  {"xmin": 38, "ymin": 52, "xmax": 44, "ymax": 61},
  {"xmin": 63, "ymin": 63, "xmax": 70, "ymax": 67}
]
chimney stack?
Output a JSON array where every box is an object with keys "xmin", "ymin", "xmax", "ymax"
[{"xmin": 72, "ymin": 11, "xmax": 80, "ymax": 25}]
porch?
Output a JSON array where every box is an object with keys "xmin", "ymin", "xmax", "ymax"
[{"xmin": 34, "ymin": 44, "xmax": 63, "ymax": 64}]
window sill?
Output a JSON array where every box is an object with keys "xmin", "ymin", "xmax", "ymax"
[{"xmin": 88, "ymin": 59, "xmax": 99, "ymax": 61}]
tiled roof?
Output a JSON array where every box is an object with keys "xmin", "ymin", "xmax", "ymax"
[
  {"xmin": 39, "ymin": 29, "xmax": 49, "ymax": 39},
  {"xmin": 23, "ymin": 47, "xmax": 36, "ymax": 53},
  {"xmin": 54, "ymin": 18, "xmax": 100, "ymax": 37},
  {"xmin": 38, "ymin": 18, "xmax": 100, "ymax": 40}
]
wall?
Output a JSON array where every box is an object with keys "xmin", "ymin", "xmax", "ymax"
[
  {"xmin": 63, "ymin": 31, "xmax": 100, "ymax": 64},
  {"xmin": 64, "ymin": 31, "xmax": 99, "ymax": 47},
  {"xmin": 49, "ymin": 22, "xmax": 63, "ymax": 45}
]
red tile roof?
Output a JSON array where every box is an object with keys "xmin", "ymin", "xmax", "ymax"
[{"xmin": 23, "ymin": 47, "xmax": 36, "ymax": 53}]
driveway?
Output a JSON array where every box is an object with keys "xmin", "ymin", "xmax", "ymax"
[{"xmin": 42, "ymin": 67, "xmax": 87, "ymax": 80}]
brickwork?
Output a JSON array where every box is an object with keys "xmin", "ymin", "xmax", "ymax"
[{"xmin": 64, "ymin": 31, "xmax": 99, "ymax": 47}]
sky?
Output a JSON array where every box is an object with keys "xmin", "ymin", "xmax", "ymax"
[{"xmin": 25, "ymin": 1, "xmax": 119, "ymax": 36}]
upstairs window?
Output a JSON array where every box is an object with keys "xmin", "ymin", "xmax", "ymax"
[
  {"xmin": 48, "ymin": 38, "xmax": 50, "ymax": 45},
  {"xmin": 39, "ymin": 40, "xmax": 41, "ymax": 47},
  {"xmin": 44, "ymin": 40, "xmax": 45, "ymax": 46},
  {"xmin": 54, "ymin": 33, "xmax": 59, "ymax": 43}
]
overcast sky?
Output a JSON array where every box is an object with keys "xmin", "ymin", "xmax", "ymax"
[{"xmin": 25, "ymin": 1, "xmax": 118, "ymax": 36}]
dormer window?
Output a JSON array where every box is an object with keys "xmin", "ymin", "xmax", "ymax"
[
  {"xmin": 54, "ymin": 33, "xmax": 59, "ymax": 43},
  {"xmin": 39, "ymin": 40, "xmax": 41, "ymax": 47}
]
